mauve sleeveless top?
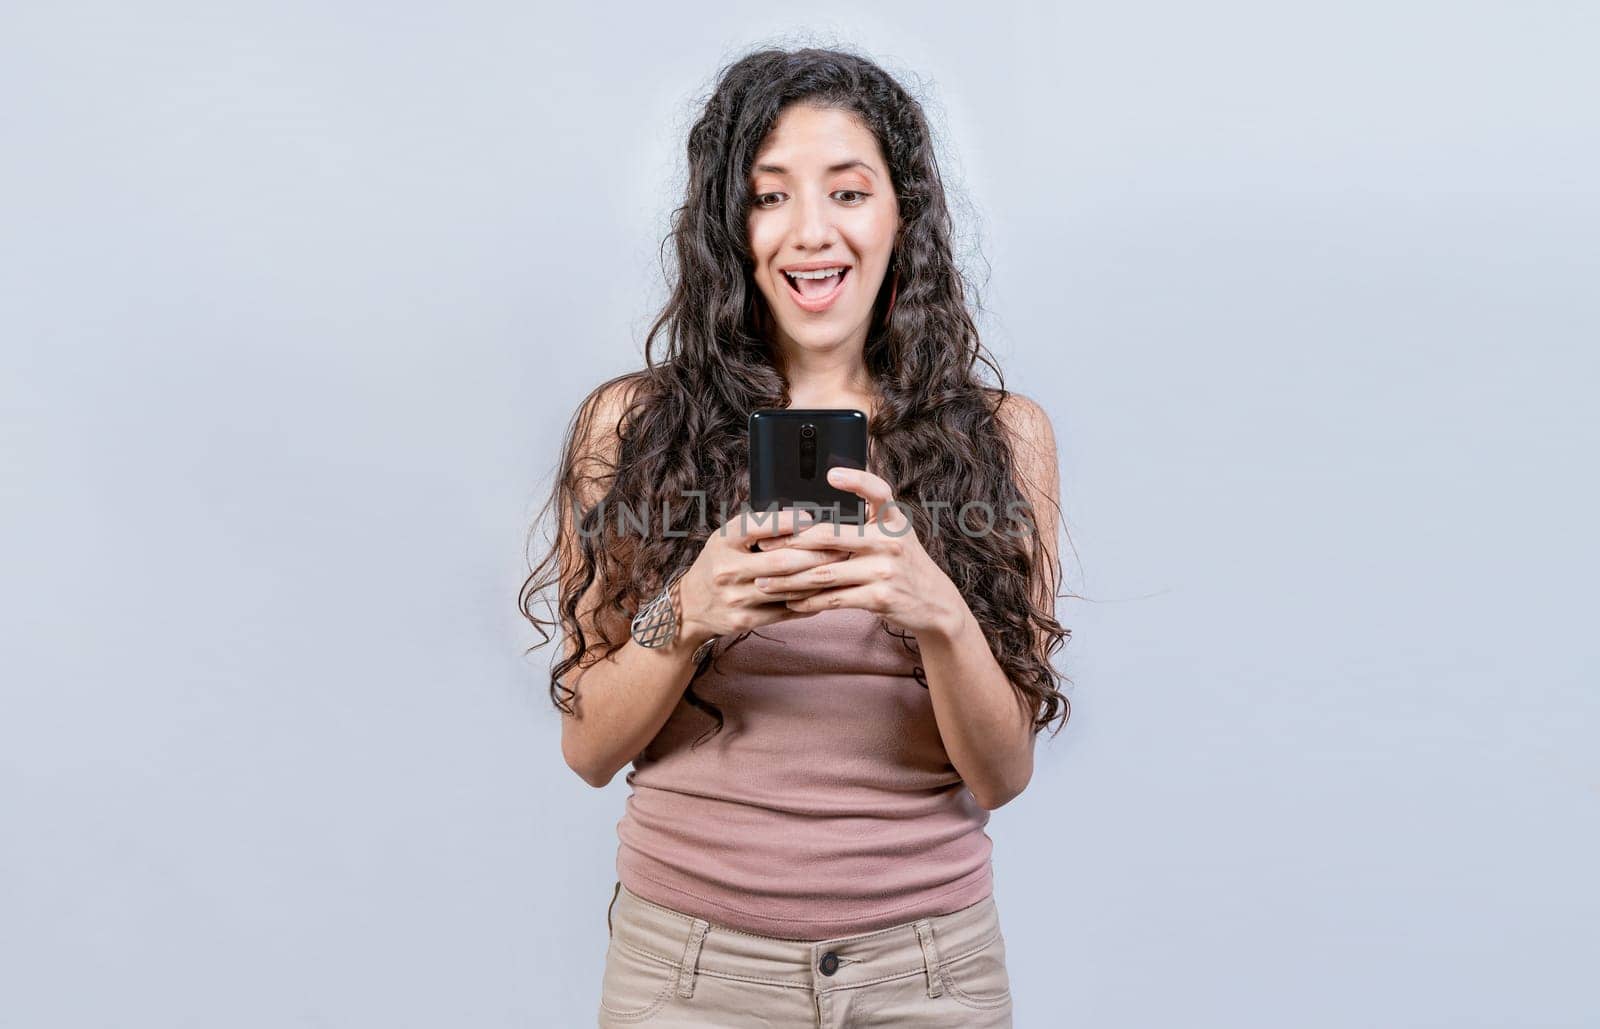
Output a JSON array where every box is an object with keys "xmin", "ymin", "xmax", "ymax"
[{"xmin": 614, "ymin": 604, "xmax": 995, "ymax": 941}]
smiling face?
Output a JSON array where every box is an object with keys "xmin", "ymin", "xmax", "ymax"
[{"xmin": 746, "ymin": 104, "xmax": 901, "ymax": 362}]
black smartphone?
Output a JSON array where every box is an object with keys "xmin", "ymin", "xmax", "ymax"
[{"xmin": 748, "ymin": 409, "xmax": 869, "ymax": 525}]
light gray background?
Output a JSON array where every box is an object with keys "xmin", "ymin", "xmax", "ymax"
[{"xmin": 3, "ymin": 3, "xmax": 1596, "ymax": 1027}]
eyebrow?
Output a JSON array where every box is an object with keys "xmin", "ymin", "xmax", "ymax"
[{"xmin": 751, "ymin": 159, "xmax": 877, "ymax": 178}]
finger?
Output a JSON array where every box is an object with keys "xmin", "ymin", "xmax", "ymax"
[
  {"xmin": 756, "ymin": 516, "xmax": 871, "ymax": 548},
  {"xmin": 742, "ymin": 598, "xmax": 823, "ymax": 628},
  {"xmin": 825, "ymin": 466, "xmax": 905, "ymax": 528},
  {"xmin": 747, "ymin": 547, "xmax": 851, "ymax": 581},
  {"xmin": 738, "ymin": 584, "xmax": 825, "ymax": 606},
  {"xmin": 784, "ymin": 584, "xmax": 883, "ymax": 614},
  {"xmin": 747, "ymin": 585, "xmax": 826, "ymax": 602},
  {"xmin": 759, "ymin": 522, "xmax": 876, "ymax": 553},
  {"xmin": 755, "ymin": 526, "xmax": 859, "ymax": 556},
  {"xmin": 721, "ymin": 506, "xmax": 818, "ymax": 547},
  {"xmin": 755, "ymin": 558, "xmax": 881, "ymax": 595}
]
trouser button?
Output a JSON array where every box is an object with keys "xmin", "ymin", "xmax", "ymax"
[{"xmin": 819, "ymin": 951, "xmax": 839, "ymax": 976}]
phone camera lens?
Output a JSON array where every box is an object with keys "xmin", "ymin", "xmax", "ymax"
[{"xmin": 801, "ymin": 425, "xmax": 816, "ymax": 439}]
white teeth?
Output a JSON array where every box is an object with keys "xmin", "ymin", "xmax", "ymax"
[{"xmin": 785, "ymin": 267, "xmax": 846, "ymax": 280}]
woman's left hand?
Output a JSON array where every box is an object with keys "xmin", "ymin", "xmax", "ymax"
[{"xmin": 753, "ymin": 466, "xmax": 960, "ymax": 637}]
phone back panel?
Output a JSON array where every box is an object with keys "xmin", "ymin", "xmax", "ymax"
[{"xmin": 748, "ymin": 409, "xmax": 868, "ymax": 524}]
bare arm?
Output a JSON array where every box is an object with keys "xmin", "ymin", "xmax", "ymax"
[
  {"xmin": 560, "ymin": 616, "xmax": 717, "ymax": 788},
  {"xmin": 556, "ymin": 382, "xmax": 844, "ymax": 786},
  {"xmin": 910, "ymin": 392, "xmax": 1064, "ymax": 809}
]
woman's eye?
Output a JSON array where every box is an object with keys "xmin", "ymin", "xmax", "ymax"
[{"xmin": 751, "ymin": 190, "xmax": 869, "ymax": 208}]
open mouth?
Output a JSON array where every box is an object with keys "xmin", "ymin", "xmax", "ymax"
[{"xmin": 781, "ymin": 266, "xmax": 850, "ymax": 310}]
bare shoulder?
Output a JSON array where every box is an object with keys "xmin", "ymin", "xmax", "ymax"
[
  {"xmin": 563, "ymin": 370, "xmax": 654, "ymax": 511},
  {"xmin": 986, "ymin": 387, "xmax": 1061, "ymax": 533},
  {"xmin": 985, "ymin": 388, "xmax": 1058, "ymax": 465},
  {"xmin": 982, "ymin": 388, "xmax": 1064, "ymax": 627},
  {"xmin": 555, "ymin": 372, "xmax": 653, "ymax": 655},
  {"xmin": 573, "ymin": 370, "xmax": 651, "ymax": 450}
]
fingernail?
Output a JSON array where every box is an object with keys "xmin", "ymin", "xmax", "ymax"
[{"xmin": 755, "ymin": 577, "xmax": 769, "ymax": 589}]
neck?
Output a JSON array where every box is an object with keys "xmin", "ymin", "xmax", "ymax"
[{"xmin": 773, "ymin": 337, "xmax": 876, "ymax": 418}]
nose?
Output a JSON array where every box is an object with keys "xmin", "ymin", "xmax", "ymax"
[{"xmin": 789, "ymin": 190, "xmax": 837, "ymax": 252}]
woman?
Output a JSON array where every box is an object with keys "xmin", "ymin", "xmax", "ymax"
[{"xmin": 520, "ymin": 45, "xmax": 1072, "ymax": 1028}]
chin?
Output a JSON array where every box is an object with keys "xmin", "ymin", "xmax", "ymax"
[{"xmin": 786, "ymin": 324, "xmax": 854, "ymax": 348}]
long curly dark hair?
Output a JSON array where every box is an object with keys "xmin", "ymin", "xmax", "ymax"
[{"xmin": 520, "ymin": 44, "xmax": 1074, "ymax": 746}]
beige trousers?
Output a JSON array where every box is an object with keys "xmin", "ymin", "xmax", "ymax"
[{"xmin": 597, "ymin": 881, "xmax": 1013, "ymax": 1027}]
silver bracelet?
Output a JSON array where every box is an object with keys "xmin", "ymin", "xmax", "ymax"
[
  {"xmin": 631, "ymin": 569, "xmax": 691, "ymax": 650},
  {"xmin": 631, "ymin": 569, "xmax": 718, "ymax": 663}
]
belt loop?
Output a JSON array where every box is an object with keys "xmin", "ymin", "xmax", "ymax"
[
  {"xmin": 606, "ymin": 880, "xmax": 621, "ymax": 939},
  {"xmin": 676, "ymin": 917, "xmax": 710, "ymax": 998},
  {"xmin": 913, "ymin": 919, "xmax": 944, "ymax": 998}
]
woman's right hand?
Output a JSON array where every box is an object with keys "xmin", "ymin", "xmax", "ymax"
[{"xmin": 676, "ymin": 508, "xmax": 851, "ymax": 645}]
